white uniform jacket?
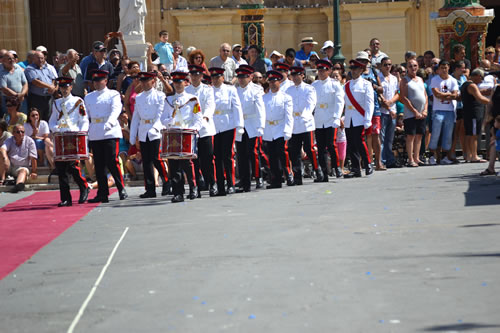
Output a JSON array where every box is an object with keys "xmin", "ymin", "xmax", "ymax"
[
  {"xmin": 280, "ymin": 79, "xmax": 293, "ymax": 92},
  {"xmin": 129, "ymin": 88, "xmax": 166, "ymax": 145},
  {"xmin": 161, "ymin": 91, "xmax": 203, "ymax": 132},
  {"xmin": 49, "ymin": 94, "xmax": 89, "ymax": 132},
  {"xmin": 84, "ymin": 87, "xmax": 123, "ymax": 140},
  {"xmin": 262, "ymin": 90, "xmax": 293, "ymax": 141},
  {"xmin": 185, "ymin": 83, "xmax": 216, "ymax": 138},
  {"xmin": 312, "ymin": 77, "xmax": 345, "ymax": 129},
  {"xmin": 343, "ymin": 77, "xmax": 375, "ymax": 129},
  {"xmin": 236, "ymin": 84, "xmax": 265, "ymax": 138},
  {"xmin": 212, "ymin": 84, "xmax": 244, "ymax": 133},
  {"xmin": 286, "ymin": 82, "xmax": 316, "ymax": 134}
]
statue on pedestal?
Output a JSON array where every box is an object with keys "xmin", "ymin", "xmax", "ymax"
[{"xmin": 119, "ymin": 0, "xmax": 147, "ymax": 36}]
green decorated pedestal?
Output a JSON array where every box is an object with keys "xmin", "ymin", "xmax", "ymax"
[{"xmin": 435, "ymin": 0, "xmax": 494, "ymax": 68}]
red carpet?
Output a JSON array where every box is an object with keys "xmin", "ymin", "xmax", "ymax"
[{"xmin": 0, "ymin": 189, "xmax": 115, "ymax": 280}]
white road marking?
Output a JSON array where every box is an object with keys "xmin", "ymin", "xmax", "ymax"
[{"xmin": 67, "ymin": 227, "xmax": 129, "ymax": 333}]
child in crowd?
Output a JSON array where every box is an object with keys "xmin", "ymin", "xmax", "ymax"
[
  {"xmin": 337, "ymin": 116, "xmax": 347, "ymax": 175},
  {"xmin": 154, "ymin": 30, "xmax": 173, "ymax": 66}
]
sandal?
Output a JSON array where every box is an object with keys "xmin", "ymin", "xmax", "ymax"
[
  {"xmin": 406, "ymin": 162, "xmax": 418, "ymax": 167},
  {"xmin": 480, "ymin": 169, "xmax": 496, "ymax": 176},
  {"xmin": 470, "ymin": 159, "xmax": 487, "ymax": 163}
]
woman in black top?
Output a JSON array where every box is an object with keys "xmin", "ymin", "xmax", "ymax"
[{"xmin": 461, "ymin": 69, "xmax": 491, "ymax": 162}]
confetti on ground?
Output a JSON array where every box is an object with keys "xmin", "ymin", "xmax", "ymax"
[
  {"xmin": 201, "ymin": 301, "xmax": 206, "ymax": 305},
  {"xmin": 389, "ymin": 319, "xmax": 400, "ymax": 324},
  {"xmin": 366, "ymin": 272, "xmax": 371, "ymax": 275},
  {"xmin": 482, "ymin": 282, "xmax": 487, "ymax": 286},
  {"xmin": 379, "ymin": 320, "xmax": 384, "ymax": 323},
  {"xmin": 325, "ymin": 190, "xmax": 332, "ymax": 194},
  {"xmin": 193, "ymin": 296, "xmax": 199, "ymax": 300},
  {"xmin": 248, "ymin": 314, "xmax": 256, "ymax": 319}
]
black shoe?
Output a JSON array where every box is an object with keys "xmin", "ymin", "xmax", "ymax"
[
  {"xmin": 313, "ymin": 169, "xmax": 324, "ymax": 183},
  {"xmin": 335, "ymin": 167, "xmax": 343, "ymax": 178},
  {"xmin": 365, "ymin": 165, "xmax": 374, "ymax": 176},
  {"xmin": 386, "ymin": 162, "xmax": 402, "ymax": 169},
  {"xmin": 256, "ymin": 178, "xmax": 264, "ymax": 189},
  {"xmin": 78, "ymin": 187, "xmax": 90, "ymax": 204},
  {"xmin": 294, "ymin": 178, "xmax": 303, "ymax": 185},
  {"xmin": 236, "ymin": 187, "xmax": 251, "ymax": 193},
  {"xmin": 139, "ymin": 191, "xmax": 156, "ymax": 198},
  {"xmin": 119, "ymin": 189, "xmax": 128, "ymax": 200},
  {"xmin": 171, "ymin": 194, "xmax": 184, "ymax": 203},
  {"xmin": 343, "ymin": 172, "xmax": 362, "ymax": 179},
  {"xmin": 161, "ymin": 182, "xmax": 172, "ymax": 196},
  {"xmin": 209, "ymin": 184, "xmax": 218, "ymax": 197},
  {"xmin": 266, "ymin": 183, "xmax": 282, "ymax": 189},
  {"xmin": 188, "ymin": 187, "xmax": 198, "ymax": 200},
  {"xmin": 215, "ymin": 190, "xmax": 227, "ymax": 197},
  {"xmin": 197, "ymin": 188, "xmax": 202, "ymax": 198},
  {"xmin": 234, "ymin": 180, "xmax": 241, "ymax": 188},
  {"xmin": 226, "ymin": 186, "xmax": 236, "ymax": 194},
  {"xmin": 58, "ymin": 200, "xmax": 72, "ymax": 207},
  {"xmin": 88, "ymin": 196, "xmax": 109, "ymax": 203},
  {"xmin": 10, "ymin": 183, "xmax": 25, "ymax": 193},
  {"xmin": 198, "ymin": 176, "xmax": 206, "ymax": 191},
  {"xmin": 286, "ymin": 176, "xmax": 295, "ymax": 186}
]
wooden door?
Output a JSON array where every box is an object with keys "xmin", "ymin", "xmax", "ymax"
[{"xmin": 30, "ymin": 0, "xmax": 119, "ymax": 61}]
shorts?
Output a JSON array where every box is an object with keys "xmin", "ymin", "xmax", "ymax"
[
  {"xmin": 464, "ymin": 116, "xmax": 477, "ymax": 136},
  {"xmin": 34, "ymin": 138, "xmax": 45, "ymax": 150},
  {"xmin": 456, "ymin": 108, "xmax": 464, "ymax": 121},
  {"xmin": 337, "ymin": 141, "xmax": 347, "ymax": 161},
  {"xmin": 403, "ymin": 117, "xmax": 426, "ymax": 135},
  {"xmin": 8, "ymin": 165, "xmax": 30, "ymax": 177},
  {"xmin": 131, "ymin": 159, "xmax": 143, "ymax": 172},
  {"xmin": 365, "ymin": 116, "xmax": 381, "ymax": 135}
]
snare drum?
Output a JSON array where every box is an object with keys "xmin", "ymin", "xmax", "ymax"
[
  {"xmin": 54, "ymin": 131, "xmax": 89, "ymax": 161},
  {"xmin": 160, "ymin": 128, "xmax": 198, "ymax": 160}
]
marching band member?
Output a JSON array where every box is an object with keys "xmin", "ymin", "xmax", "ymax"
[
  {"xmin": 235, "ymin": 65, "xmax": 266, "ymax": 192},
  {"xmin": 210, "ymin": 67, "xmax": 244, "ymax": 196},
  {"xmin": 262, "ymin": 70, "xmax": 293, "ymax": 189},
  {"xmin": 129, "ymin": 72, "xmax": 171, "ymax": 198},
  {"xmin": 162, "ymin": 71, "xmax": 203, "ymax": 203},
  {"xmin": 273, "ymin": 62, "xmax": 293, "ymax": 92},
  {"xmin": 286, "ymin": 66, "xmax": 321, "ymax": 185},
  {"xmin": 84, "ymin": 70, "xmax": 128, "ymax": 203},
  {"xmin": 48, "ymin": 77, "xmax": 89, "ymax": 206},
  {"xmin": 312, "ymin": 60, "xmax": 345, "ymax": 180},
  {"xmin": 343, "ymin": 60, "xmax": 375, "ymax": 178},
  {"xmin": 186, "ymin": 64, "xmax": 218, "ymax": 197}
]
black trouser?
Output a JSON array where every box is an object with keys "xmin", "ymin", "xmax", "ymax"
[
  {"xmin": 288, "ymin": 131, "xmax": 319, "ymax": 180},
  {"xmin": 316, "ymin": 127, "xmax": 339, "ymax": 172},
  {"xmin": 345, "ymin": 124, "xmax": 371, "ymax": 172},
  {"xmin": 89, "ymin": 139, "xmax": 125, "ymax": 198},
  {"xmin": 214, "ymin": 129, "xmax": 236, "ymax": 192},
  {"xmin": 139, "ymin": 137, "xmax": 169, "ymax": 193},
  {"xmin": 56, "ymin": 160, "xmax": 88, "ymax": 202},
  {"xmin": 168, "ymin": 159, "xmax": 196, "ymax": 196},
  {"xmin": 194, "ymin": 135, "xmax": 216, "ymax": 187},
  {"xmin": 27, "ymin": 93, "xmax": 51, "ymax": 121},
  {"xmin": 236, "ymin": 130, "xmax": 261, "ymax": 190},
  {"xmin": 265, "ymin": 137, "xmax": 289, "ymax": 187}
]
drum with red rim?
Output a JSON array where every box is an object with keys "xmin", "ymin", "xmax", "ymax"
[
  {"xmin": 54, "ymin": 131, "xmax": 89, "ymax": 161},
  {"xmin": 160, "ymin": 128, "xmax": 198, "ymax": 160}
]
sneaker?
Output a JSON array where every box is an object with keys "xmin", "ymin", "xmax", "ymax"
[
  {"xmin": 440, "ymin": 157, "xmax": 453, "ymax": 165},
  {"xmin": 428, "ymin": 156, "xmax": 437, "ymax": 165}
]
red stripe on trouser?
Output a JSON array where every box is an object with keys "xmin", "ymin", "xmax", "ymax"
[
  {"xmin": 361, "ymin": 128, "xmax": 372, "ymax": 164},
  {"xmin": 259, "ymin": 137, "xmax": 271, "ymax": 168},
  {"xmin": 74, "ymin": 163, "xmax": 88, "ymax": 188},
  {"xmin": 188, "ymin": 160, "xmax": 197, "ymax": 187},
  {"xmin": 284, "ymin": 140, "xmax": 292, "ymax": 174},
  {"xmin": 333, "ymin": 128, "xmax": 339, "ymax": 167},
  {"xmin": 157, "ymin": 146, "xmax": 169, "ymax": 181},
  {"xmin": 253, "ymin": 138, "xmax": 260, "ymax": 178},
  {"xmin": 309, "ymin": 132, "xmax": 319, "ymax": 169},
  {"xmin": 211, "ymin": 136, "xmax": 217, "ymax": 182},
  {"xmin": 230, "ymin": 128, "xmax": 236, "ymax": 185},
  {"xmin": 115, "ymin": 139, "xmax": 125, "ymax": 187}
]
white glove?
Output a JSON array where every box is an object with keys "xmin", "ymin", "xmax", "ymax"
[
  {"xmin": 284, "ymin": 133, "xmax": 291, "ymax": 141},
  {"xmin": 257, "ymin": 127, "xmax": 264, "ymax": 136},
  {"xmin": 332, "ymin": 118, "xmax": 341, "ymax": 128},
  {"xmin": 235, "ymin": 132, "xmax": 243, "ymax": 142},
  {"xmin": 364, "ymin": 121, "xmax": 372, "ymax": 130},
  {"xmin": 236, "ymin": 127, "xmax": 245, "ymax": 135}
]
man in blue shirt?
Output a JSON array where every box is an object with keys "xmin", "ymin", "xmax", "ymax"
[{"xmin": 296, "ymin": 37, "xmax": 318, "ymax": 67}]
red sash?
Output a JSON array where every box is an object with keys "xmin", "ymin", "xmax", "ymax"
[{"xmin": 345, "ymin": 81, "xmax": 365, "ymax": 117}]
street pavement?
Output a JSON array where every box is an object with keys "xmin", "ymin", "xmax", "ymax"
[{"xmin": 0, "ymin": 162, "xmax": 499, "ymax": 333}]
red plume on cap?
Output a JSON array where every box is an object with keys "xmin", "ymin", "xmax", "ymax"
[
  {"xmin": 208, "ymin": 67, "xmax": 225, "ymax": 76},
  {"xmin": 171, "ymin": 71, "xmax": 189, "ymax": 82},
  {"xmin": 266, "ymin": 70, "xmax": 283, "ymax": 81},
  {"xmin": 316, "ymin": 60, "xmax": 333, "ymax": 70},
  {"xmin": 273, "ymin": 62, "xmax": 290, "ymax": 71}
]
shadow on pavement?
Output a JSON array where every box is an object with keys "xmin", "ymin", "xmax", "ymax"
[
  {"xmin": 459, "ymin": 223, "xmax": 500, "ymax": 228},
  {"xmin": 420, "ymin": 322, "xmax": 500, "ymax": 331},
  {"xmin": 437, "ymin": 173, "xmax": 500, "ymax": 206}
]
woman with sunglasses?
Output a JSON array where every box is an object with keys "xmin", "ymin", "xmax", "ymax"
[
  {"xmin": 188, "ymin": 49, "xmax": 209, "ymax": 75},
  {"xmin": 24, "ymin": 107, "xmax": 54, "ymax": 170},
  {"xmin": 2, "ymin": 97, "xmax": 27, "ymax": 133}
]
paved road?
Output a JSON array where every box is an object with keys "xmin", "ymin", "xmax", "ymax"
[{"xmin": 1, "ymin": 163, "xmax": 499, "ymax": 333}]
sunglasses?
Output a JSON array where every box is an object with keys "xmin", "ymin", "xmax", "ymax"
[
  {"xmin": 333, "ymin": 67, "xmax": 342, "ymax": 70},
  {"xmin": 15, "ymin": 130, "xmax": 25, "ymax": 134},
  {"xmin": 485, "ymin": 52, "xmax": 495, "ymax": 55},
  {"xmin": 383, "ymin": 63, "xmax": 392, "ymax": 67}
]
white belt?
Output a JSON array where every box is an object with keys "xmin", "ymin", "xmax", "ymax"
[{"xmin": 243, "ymin": 113, "xmax": 257, "ymax": 120}]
